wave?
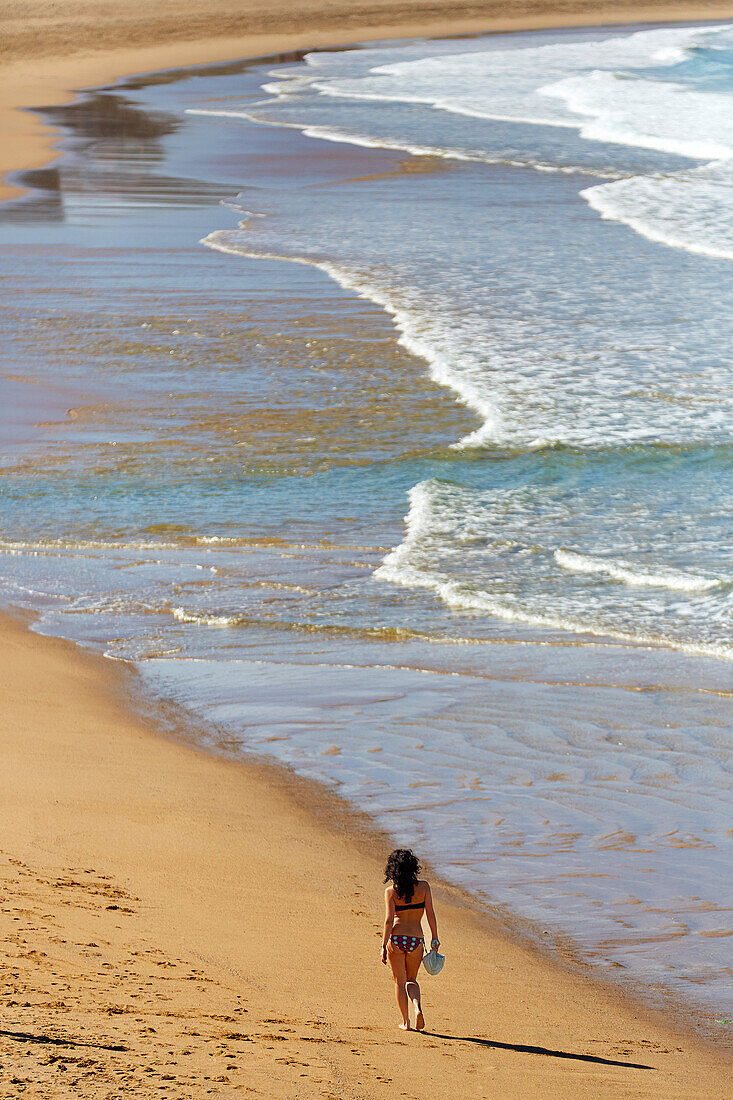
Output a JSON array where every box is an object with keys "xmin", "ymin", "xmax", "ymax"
[
  {"xmin": 193, "ymin": 25, "xmax": 733, "ymax": 467},
  {"xmin": 0, "ymin": 534, "xmax": 379, "ymax": 555},
  {"xmin": 201, "ymin": 229, "xmax": 507, "ymax": 450},
  {"xmin": 377, "ymin": 559, "xmax": 733, "ymax": 662},
  {"xmin": 172, "ymin": 607, "xmax": 236, "ymax": 627},
  {"xmin": 319, "ymin": 25, "xmax": 731, "ymax": 152},
  {"xmin": 0, "ymin": 536, "xmax": 183, "ymax": 554},
  {"xmin": 581, "ymin": 162, "xmax": 733, "ymax": 261},
  {"xmin": 253, "ymin": 24, "xmax": 733, "ymax": 260},
  {"xmin": 541, "ymin": 71, "xmax": 733, "ymax": 162},
  {"xmin": 297, "ymin": 125, "xmax": 621, "ymax": 177},
  {"xmin": 374, "ymin": 483, "xmax": 733, "ymax": 661},
  {"xmin": 554, "ymin": 550, "xmax": 725, "ymax": 592},
  {"xmin": 203, "ymin": 216, "xmax": 733, "ymax": 452},
  {"xmin": 168, "ymin": 606, "xmax": 480, "ymax": 646},
  {"xmin": 186, "ymin": 107, "xmax": 622, "ymax": 180},
  {"xmin": 167, "ymin": 603, "xmax": 664, "ymax": 655}
]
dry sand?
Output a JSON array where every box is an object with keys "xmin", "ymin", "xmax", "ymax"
[
  {"xmin": 2, "ymin": 2, "xmax": 733, "ymax": 1095},
  {"xmin": 1, "ymin": 611, "xmax": 732, "ymax": 1098}
]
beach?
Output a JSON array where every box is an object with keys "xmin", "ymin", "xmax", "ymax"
[
  {"xmin": 2, "ymin": 1, "xmax": 733, "ymax": 1097},
  {"xmin": 1, "ymin": 0, "xmax": 732, "ymax": 201},
  {"xmin": 2, "ymin": 608, "xmax": 731, "ymax": 1097}
]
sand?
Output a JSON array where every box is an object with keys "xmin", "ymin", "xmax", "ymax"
[
  {"xmin": 1, "ymin": 611, "xmax": 731, "ymax": 1097},
  {"xmin": 1, "ymin": 1, "xmax": 733, "ymax": 1095}
]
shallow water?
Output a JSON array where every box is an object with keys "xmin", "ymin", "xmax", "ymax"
[{"xmin": 0, "ymin": 27, "xmax": 731, "ymax": 1025}]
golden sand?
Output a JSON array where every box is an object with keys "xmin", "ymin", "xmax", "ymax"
[
  {"xmin": 2, "ymin": 2, "xmax": 733, "ymax": 1094},
  {"xmin": 1, "ymin": 611, "xmax": 731, "ymax": 1096}
]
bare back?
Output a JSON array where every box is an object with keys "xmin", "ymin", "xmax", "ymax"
[{"xmin": 387, "ymin": 879, "xmax": 430, "ymax": 938}]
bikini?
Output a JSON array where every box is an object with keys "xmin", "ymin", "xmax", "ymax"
[{"xmin": 391, "ymin": 897, "xmax": 425, "ymax": 953}]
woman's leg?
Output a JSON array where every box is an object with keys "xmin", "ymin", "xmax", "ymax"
[
  {"xmin": 405, "ymin": 944, "xmax": 425, "ymax": 1031},
  {"xmin": 387, "ymin": 941, "xmax": 410, "ymax": 1029}
]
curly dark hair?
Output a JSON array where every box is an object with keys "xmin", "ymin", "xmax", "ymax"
[{"xmin": 384, "ymin": 848, "xmax": 421, "ymax": 903}]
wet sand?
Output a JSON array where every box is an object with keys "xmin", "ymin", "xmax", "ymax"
[
  {"xmin": 1, "ymin": 608, "xmax": 732, "ymax": 1097},
  {"xmin": 2, "ymin": 1, "xmax": 733, "ymax": 200}
]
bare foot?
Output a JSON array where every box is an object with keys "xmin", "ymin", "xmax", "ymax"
[
  {"xmin": 415, "ymin": 1009, "xmax": 425, "ymax": 1031},
  {"xmin": 398, "ymin": 1022, "xmax": 411, "ymax": 1031}
]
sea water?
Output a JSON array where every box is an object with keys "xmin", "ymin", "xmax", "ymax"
[{"xmin": 1, "ymin": 24, "xmax": 732, "ymax": 1024}]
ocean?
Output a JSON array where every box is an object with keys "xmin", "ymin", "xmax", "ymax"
[{"xmin": 1, "ymin": 22, "xmax": 731, "ymax": 1026}]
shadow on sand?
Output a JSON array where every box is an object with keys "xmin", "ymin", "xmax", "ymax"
[
  {"xmin": 421, "ymin": 1031, "xmax": 652, "ymax": 1070},
  {"xmin": 0, "ymin": 1029, "xmax": 127, "ymax": 1052}
]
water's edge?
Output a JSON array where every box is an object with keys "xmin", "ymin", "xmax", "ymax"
[{"xmin": 2, "ymin": 34, "xmax": 731, "ymax": 1048}]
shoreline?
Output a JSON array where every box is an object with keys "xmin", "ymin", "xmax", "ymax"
[
  {"xmin": 2, "ymin": 8, "xmax": 732, "ymax": 1093},
  {"xmin": 2, "ymin": 605, "xmax": 731, "ymax": 1096},
  {"xmin": 1, "ymin": 1, "xmax": 733, "ymax": 201}
]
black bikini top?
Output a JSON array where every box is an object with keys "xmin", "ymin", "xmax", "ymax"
[{"xmin": 394, "ymin": 898, "xmax": 425, "ymax": 912}]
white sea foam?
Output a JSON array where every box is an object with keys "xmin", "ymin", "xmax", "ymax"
[
  {"xmin": 374, "ymin": 482, "xmax": 733, "ymax": 661},
  {"xmin": 196, "ymin": 24, "xmax": 733, "ymax": 463},
  {"xmin": 581, "ymin": 162, "xmax": 733, "ymax": 260},
  {"xmin": 197, "ymin": 31, "xmax": 733, "ymax": 663},
  {"xmin": 202, "ymin": 210, "xmax": 733, "ymax": 451},
  {"xmin": 172, "ymin": 607, "xmax": 239, "ymax": 626},
  {"xmin": 187, "ymin": 107, "xmax": 622, "ymax": 179},
  {"xmin": 554, "ymin": 549, "xmax": 724, "ymax": 592},
  {"xmin": 313, "ymin": 25, "xmax": 730, "ymax": 149},
  {"xmin": 297, "ymin": 126, "xmax": 623, "ymax": 178},
  {"xmin": 542, "ymin": 73, "xmax": 733, "ymax": 162},
  {"xmin": 0, "ymin": 536, "xmax": 182, "ymax": 553},
  {"xmin": 258, "ymin": 24, "xmax": 733, "ymax": 259},
  {"xmin": 378, "ymin": 555, "xmax": 733, "ymax": 660}
]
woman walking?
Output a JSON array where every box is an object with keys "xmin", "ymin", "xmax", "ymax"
[{"xmin": 380, "ymin": 848, "xmax": 440, "ymax": 1031}]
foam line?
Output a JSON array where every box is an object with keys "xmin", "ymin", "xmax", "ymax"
[
  {"xmin": 554, "ymin": 549, "xmax": 724, "ymax": 592},
  {"xmin": 256, "ymin": 23, "xmax": 733, "ymax": 259},
  {"xmin": 201, "ymin": 228, "xmax": 506, "ymax": 449},
  {"xmin": 581, "ymin": 162, "xmax": 733, "ymax": 261},
  {"xmin": 373, "ymin": 483, "xmax": 733, "ymax": 661},
  {"xmin": 186, "ymin": 107, "xmax": 622, "ymax": 179}
]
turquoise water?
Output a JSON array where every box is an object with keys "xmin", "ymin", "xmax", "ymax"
[{"xmin": 1, "ymin": 26, "xmax": 731, "ymax": 1025}]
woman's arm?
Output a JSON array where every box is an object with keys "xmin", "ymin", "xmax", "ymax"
[
  {"xmin": 381, "ymin": 887, "xmax": 396, "ymax": 964},
  {"xmin": 424, "ymin": 883, "xmax": 440, "ymax": 949}
]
